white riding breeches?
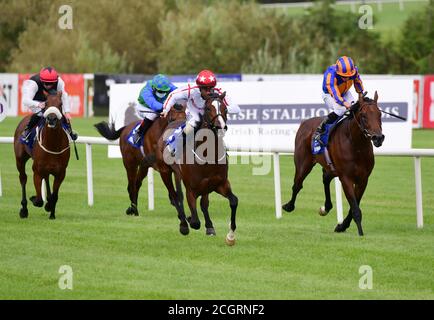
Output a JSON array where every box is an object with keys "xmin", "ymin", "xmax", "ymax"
[{"xmin": 322, "ymin": 91, "xmax": 355, "ymax": 116}]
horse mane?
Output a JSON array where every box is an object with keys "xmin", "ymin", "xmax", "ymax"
[{"xmin": 346, "ymin": 97, "xmax": 375, "ymax": 119}]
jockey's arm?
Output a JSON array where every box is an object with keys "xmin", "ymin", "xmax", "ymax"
[
  {"xmin": 57, "ymin": 78, "xmax": 72, "ymax": 121},
  {"xmin": 140, "ymin": 84, "xmax": 163, "ymax": 112},
  {"xmin": 161, "ymin": 88, "xmax": 188, "ymax": 118},
  {"xmin": 22, "ymin": 80, "xmax": 44, "ymax": 113},
  {"xmin": 353, "ymin": 70, "xmax": 364, "ymax": 94}
]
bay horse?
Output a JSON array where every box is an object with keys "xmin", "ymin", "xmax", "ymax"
[
  {"xmin": 14, "ymin": 91, "xmax": 71, "ymax": 219},
  {"xmin": 157, "ymin": 92, "xmax": 238, "ymax": 245},
  {"xmin": 282, "ymin": 92, "xmax": 385, "ymax": 236},
  {"xmin": 94, "ymin": 105, "xmax": 186, "ymax": 217}
]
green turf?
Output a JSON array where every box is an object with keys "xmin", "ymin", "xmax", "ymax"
[
  {"xmin": 278, "ymin": 1, "xmax": 428, "ymax": 43},
  {"xmin": 0, "ymin": 117, "xmax": 433, "ymax": 299}
]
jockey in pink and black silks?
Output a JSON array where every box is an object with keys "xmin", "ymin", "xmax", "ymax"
[
  {"xmin": 313, "ymin": 56, "xmax": 365, "ymax": 148},
  {"xmin": 21, "ymin": 66, "xmax": 77, "ymax": 142}
]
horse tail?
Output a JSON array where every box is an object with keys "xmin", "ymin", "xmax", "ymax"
[{"xmin": 94, "ymin": 121, "xmax": 124, "ymax": 140}]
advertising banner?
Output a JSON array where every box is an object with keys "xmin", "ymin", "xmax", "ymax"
[
  {"xmin": 0, "ymin": 73, "xmax": 19, "ymax": 117},
  {"xmin": 422, "ymin": 75, "xmax": 434, "ymax": 128},
  {"xmin": 108, "ymin": 79, "xmax": 412, "ymax": 157}
]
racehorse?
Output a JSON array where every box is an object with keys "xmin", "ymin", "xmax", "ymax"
[
  {"xmin": 94, "ymin": 105, "xmax": 186, "ymax": 217},
  {"xmin": 282, "ymin": 92, "xmax": 385, "ymax": 236},
  {"xmin": 14, "ymin": 91, "xmax": 71, "ymax": 219},
  {"xmin": 157, "ymin": 92, "xmax": 239, "ymax": 245}
]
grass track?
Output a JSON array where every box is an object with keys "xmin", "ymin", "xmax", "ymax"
[{"xmin": 0, "ymin": 117, "xmax": 433, "ymax": 299}]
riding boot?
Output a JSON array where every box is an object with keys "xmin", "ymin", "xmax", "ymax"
[
  {"xmin": 21, "ymin": 113, "xmax": 42, "ymax": 142},
  {"xmin": 133, "ymin": 118, "xmax": 153, "ymax": 145},
  {"xmin": 313, "ymin": 112, "xmax": 339, "ymax": 145}
]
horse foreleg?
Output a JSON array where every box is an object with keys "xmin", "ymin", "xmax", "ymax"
[
  {"xmin": 186, "ymin": 190, "xmax": 201, "ymax": 230},
  {"xmin": 319, "ymin": 169, "xmax": 334, "ymax": 216},
  {"xmin": 44, "ymin": 176, "xmax": 52, "ymax": 213},
  {"xmin": 216, "ymin": 180, "xmax": 238, "ymax": 246},
  {"xmin": 174, "ymin": 173, "xmax": 185, "ymax": 212},
  {"xmin": 47, "ymin": 171, "xmax": 65, "ymax": 220},
  {"xmin": 17, "ymin": 159, "xmax": 29, "ymax": 218},
  {"xmin": 200, "ymin": 194, "xmax": 215, "ymax": 236},
  {"xmin": 30, "ymin": 172, "xmax": 44, "ymax": 208},
  {"xmin": 160, "ymin": 170, "xmax": 189, "ymax": 235},
  {"xmin": 125, "ymin": 165, "xmax": 139, "ymax": 216},
  {"xmin": 282, "ymin": 160, "xmax": 314, "ymax": 213},
  {"xmin": 335, "ymin": 176, "xmax": 364, "ymax": 236}
]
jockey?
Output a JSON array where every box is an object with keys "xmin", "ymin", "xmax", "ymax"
[
  {"xmin": 21, "ymin": 66, "xmax": 77, "ymax": 142},
  {"xmin": 161, "ymin": 69, "xmax": 240, "ymax": 154},
  {"xmin": 132, "ymin": 74, "xmax": 177, "ymax": 144},
  {"xmin": 313, "ymin": 56, "xmax": 365, "ymax": 146}
]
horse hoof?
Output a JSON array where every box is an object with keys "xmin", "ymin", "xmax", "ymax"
[
  {"xmin": 49, "ymin": 215, "xmax": 56, "ymax": 220},
  {"xmin": 30, "ymin": 196, "xmax": 43, "ymax": 207},
  {"xmin": 44, "ymin": 202, "xmax": 52, "ymax": 212},
  {"xmin": 179, "ymin": 224, "xmax": 189, "ymax": 236},
  {"xmin": 19, "ymin": 208, "xmax": 28, "ymax": 219},
  {"xmin": 126, "ymin": 207, "xmax": 138, "ymax": 216},
  {"xmin": 206, "ymin": 228, "xmax": 216, "ymax": 236},
  {"xmin": 318, "ymin": 206, "xmax": 329, "ymax": 216},
  {"xmin": 334, "ymin": 224, "xmax": 346, "ymax": 233},
  {"xmin": 282, "ymin": 202, "xmax": 294, "ymax": 212},
  {"xmin": 225, "ymin": 236, "xmax": 235, "ymax": 246},
  {"xmin": 187, "ymin": 216, "xmax": 201, "ymax": 230}
]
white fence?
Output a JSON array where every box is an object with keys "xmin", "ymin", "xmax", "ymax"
[{"xmin": 1, "ymin": 136, "xmax": 433, "ymax": 228}]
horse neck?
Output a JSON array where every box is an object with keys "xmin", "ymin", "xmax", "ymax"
[
  {"xmin": 41, "ymin": 124, "xmax": 68, "ymax": 151},
  {"xmin": 348, "ymin": 115, "xmax": 371, "ymax": 148},
  {"xmin": 197, "ymin": 122, "xmax": 226, "ymax": 162}
]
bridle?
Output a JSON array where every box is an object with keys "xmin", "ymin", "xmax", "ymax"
[
  {"xmin": 204, "ymin": 96, "xmax": 228, "ymax": 133},
  {"xmin": 350, "ymin": 102, "xmax": 380, "ymax": 139}
]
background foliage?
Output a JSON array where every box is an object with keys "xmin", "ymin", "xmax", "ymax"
[{"xmin": 0, "ymin": 0, "xmax": 432, "ymax": 74}]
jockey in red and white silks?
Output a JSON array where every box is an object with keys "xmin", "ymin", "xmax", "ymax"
[{"xmin": 161, "ymin": 70, "xmax": 240, "ymax": 134}]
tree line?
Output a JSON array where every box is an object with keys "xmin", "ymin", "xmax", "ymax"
[{"xmin": 0, "ymin": 0, "xmax": 432, "ymax": 75}]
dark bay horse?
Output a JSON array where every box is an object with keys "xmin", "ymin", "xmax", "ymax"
[
  {"xmin": 157, "ymin": 92, "xmax": 238, "ymax": 245},
  {"xmin": 14, "ymin": 92, "xmax": 71, "ymax": 219},
  {"xmin": 282, "ymin": 92, "xmax": 385, "ymax": 236},
  {"xmin": 94, "ymin": 105, "xmax": 186, "ymax": 217}
]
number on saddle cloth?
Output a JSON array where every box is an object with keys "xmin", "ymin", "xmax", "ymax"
[
  {"xmin": 312, "ymin": 118, "xmax": 342, "ymax": 155},
  {"xmin": 165, "ymin": 123, "xmax": 186, "ymax": 152},
  {"xmin": 126, "ymin": 122, "xmax": 144, "ymax": 148}
]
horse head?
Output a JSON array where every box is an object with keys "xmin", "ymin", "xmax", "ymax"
[
  {"xmin": 43, "ymin": 91, "xmax": 63, "ymax": 128},
  {"xmin": 353, "ymin": 91, "xmax": 385, "ymax": 147},
  {"xmin": 204, "ymin": 91, "xmax": 228, "ymax": 136}
]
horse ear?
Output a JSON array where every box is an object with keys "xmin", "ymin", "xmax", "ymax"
[
  {"xmin": 358, "ymin": 92, "xmax": 364, "ymax": 104},
  {"xmin": 57, "ymin": 91, "xmax": 62, "ymax": 98},
  {"xmin": 220, "ymin": 91, "xmax": 226, "ymax": 100},
  {"xmin": 374, "ymin": 91, "xmax": 378, "ymax": 103}
]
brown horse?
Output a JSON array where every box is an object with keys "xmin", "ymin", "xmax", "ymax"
[
  {"xmin": 282, "ymin": 92, "xmax": 385, "ymax": 236},
  {"xmin": 14, "ymin": 92, "xmax": 71, "ymax": 219},
  {"xmin": 157, "ymin": 92, "xmax": 238, "ymax": 245},
  {"xmin": 94, "ymin": 105, "xmax": 186, "ymax": 217}
]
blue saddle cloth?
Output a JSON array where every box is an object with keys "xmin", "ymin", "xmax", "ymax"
[
  {"xmin": 312, "ymin": 123, "xmax": 333, "ymax": 155},
  {"xmin": 126, "ymin": 122, "xmax": 143, "ymax": 149},
  {"xmin": 311, "ymin": 115, "xmax": 347, "ymax": 155},
  {"xmin": 165, "ymin": 123, "xmax": 186, "ymax": 153},
  {"xmin": 20, "ymin": 120, "xmax": 45, "ymax": 151}
]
